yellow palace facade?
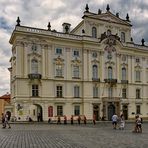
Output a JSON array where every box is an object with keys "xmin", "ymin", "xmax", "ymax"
[{"xmin": 9, "ymin": 4, "xmax": 148, "ymax": 121}]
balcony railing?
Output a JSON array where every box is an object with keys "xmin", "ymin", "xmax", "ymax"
[
  {"xmin": 92, "ymin": 78, "xmax": 100, "ymax": 82},
  {"xmin": 28, "ymin": 73, "xmax": 42, "ymax": 79},
  {"xmin": 121, "ymin": 80, "xmax": 128, "ymax": 84},
  {"xmin": 104, "ymin": 78, "xmax": 117, "ymax": 84},
  {"xmin": 102, "ymin": 97, "xmax": 120, "ymax": 102}
]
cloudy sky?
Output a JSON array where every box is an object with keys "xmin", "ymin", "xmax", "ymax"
[{"xmin": 0, "ymin": 0, "xmax": 148, "ymax": 95}]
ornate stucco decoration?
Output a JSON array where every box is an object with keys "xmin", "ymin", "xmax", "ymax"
[
  {"xmin": 91, "ymin": 59, "xmax": 99, "ymax": 64},
  {"xmin": 71, "ymin": 57, "xmax": 81, "ymax": 66},
  {"xmin": 135, "ymin": 65, "xmax": 142, "ymax": 70},
  {"xmin": 54, "ymin": 56, "xmax": 64, "ymax": 65},
  {"xmin": 104, "ymin": 35, "xmax": 120, "ymax": 61},
  {"xmin": 105, "ymin": 60, "xmax": 115, "ymax": 66},
  {"xmin": 121, "ymin": 63, "xmax": 128, "ymax": 67}
]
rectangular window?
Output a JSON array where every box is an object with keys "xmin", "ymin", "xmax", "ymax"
[
  {"xmin": 73, "ymin": 50, "xmax": 79, "ymax": 57},
  {"xmin": 136, "ymin": 105, "xmax": 141, "ymax": 114},
  {"xmin": 32, "ymin": 85, "xmax": 39, "ymax": 97},
  {"xmin": 73, "ymin": 66, "xmax": 79, "ymax": 78},
  {"xmin": 135, "ymin": 58, "xmax": 140, "ymax": 63},
  {"xmin": 122, "ymin": 88, "xmax": 126, "ymax": 99},
  {"xmin": 56, "ymin": 86, "xmax": 63, "ymax": 97},
  {"xmin": 136, "ymin": 89, "xmax": 140, "ymax": 99},
  {"xmin": 56, "ymin": 48, "xmax": 62, "ymax": 54},
  {"xmin": 93, "ymin": 86, "xmax": 98, "ymax": 98},
  {"xmin": 74, "ymin": 86, "xmax": 80, "ymax": 98},
  {"xmin": 108, "ymin": 87, "xmax": 113, "ymax": 98},
  {"xmin": 74, "ymin": 106, "xmax": 80, "ymax": 116},
  {"xmin": 57, "ymin": 106, "xmax": 63, "ymax": 116},
  {"xmin": 135, "ymin": 71, "xmax": 140, "ymax": 81},
  {"xmin": 56, "ymin": 65, "xmax": 63, "ymax": 77}
]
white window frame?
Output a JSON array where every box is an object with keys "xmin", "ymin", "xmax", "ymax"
[
  {"xmin": 92, "ymin": 65, "xmax": 98, "ymax": 79},
  {"xmin": 55, "ymin": 48, "xmax": 62, "ymax": 55},
  {"xmin": 73, "ymin": 66, "xmax": 79, "ymax": 78},
  {"xmin": 93, "ymin": 86, "xmax": 98, "ymax": 98},
  {"xmin": 56, "ymin": 65, "xmax": 63, "ymax": 77},
  {"xmin": 56, "ymin": 85, "xmax": 63, "ymax": 98},
  {"xmin": 31, "ymin": 59, "xmax": 38, "ymax": 73},
  {"xmin": 32, "ymin": 84, "xmax": 39, "ymax": 97},
  {"xmin": 74, "ymin": 85, "xmax": 80, "ymax": 98}
]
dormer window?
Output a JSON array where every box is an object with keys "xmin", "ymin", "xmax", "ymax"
[
  {"xmin": 92, "ymin": 27, "xmax": 97, "ymax": 38},
  {"xmin": 121, "ymin": 32, "xmax": 125, "ymax": 43},
  {"xmin": 107, "ymin": 29, "xmax": 111, "ymax": 36}
]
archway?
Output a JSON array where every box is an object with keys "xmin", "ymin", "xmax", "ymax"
[
  {"xmin": 108, "ymin": 104, "xmax": 115, "ymax": 121},
  {"xmin": 33, "ymin": 104, "xmax": 43, "ymax": 122}
]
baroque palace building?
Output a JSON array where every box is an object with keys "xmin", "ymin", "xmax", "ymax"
[{"xmin": 9, "ymin": 4, "xmax": 148, "ymax": 121}]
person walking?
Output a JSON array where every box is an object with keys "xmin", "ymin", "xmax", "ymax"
[
  {"xmin": 84, "ymin": 115, "xmax": 87, "ymax": 125},
  {"xmin": 119, "ymin": 114, "xmax": 125, "ymax": 130},
  {"xmin": 37, "ymin": 113, "xmax": 41, "ymax": 122},
  {"xmin": 112, "ymin": 113, "xmax": 118, "ymax": 129},
  {"xmin": 57, "ymin": 116, "xmax": 61, "ymax": 124},
  {"xmin": 1, "ymin": 113, "xmax": 5, "ymax": 128},
  {"xmin": 71, "ymin": 115, "xmax": 74, "ymax": 125},
  {"xmin": 4, "ymin": 112, "xmax": 11, "ymax": 129},
  {"xmin": 64, "ymin": 115, "xmax": 67, "ymax": 125},
  {"xmin": 93, "ymin": 114, "xmax": 96, "ymax": 125},
  {"xmin": 136, "ymin": 115, "xmax": 142, "ymax": 133},
  {"xmin": 78, "ymin": 115, "xmax": 81, "ymax": 125}
]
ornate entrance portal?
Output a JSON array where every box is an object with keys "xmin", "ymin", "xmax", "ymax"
[
  {"xmin": 33, "ymin": 104, "xmax": 43, "ymax": 121},
  {"xmin": 108, "ymin": 104, "xmax": 115, "ymax": 121}
]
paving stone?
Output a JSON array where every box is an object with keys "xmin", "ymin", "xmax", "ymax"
[{"xmin": 0, "ymin": 123, "xmax": 148, "ymax": 148}]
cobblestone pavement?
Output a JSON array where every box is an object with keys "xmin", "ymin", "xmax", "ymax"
[{"xmin": 0, "ymin": 122, "xmax": 148, "ymax": 148}]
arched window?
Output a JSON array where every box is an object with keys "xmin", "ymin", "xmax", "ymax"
[
  {"xmin": 107, "ymin": 29, "xmax": 111, "ymax": 36},
  {"xmin": 121, "ymin": 32, "xmax": 125, "ymax": 42},
  {"xmin": 108, "ymin": 67, "xmax": 112, "ymax": 79},
  {"xmin": 31, "ymin": 59, "xmax": 38, "ymax": 73},
  {"xmin": 92, "ymin": 27, "xmax": 97, "ymax": 38},
  {"xmin": 122, "ymin": 68, "xmax": 126, "ymax": 80},
  {"xmin": 92, "ymin": 65, "xmax": 98, "ymax": 79}
]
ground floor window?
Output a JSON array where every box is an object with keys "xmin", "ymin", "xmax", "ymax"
[
  {"xmin": 57, "ymin": 106, "xmax": 63, "ymax": 116},
  {"xmin": 74, "ymin": 105, "xmax": 80, "ymax": 115}
]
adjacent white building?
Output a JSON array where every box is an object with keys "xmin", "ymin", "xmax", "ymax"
[{"xmin": 9, "ymin": 4, "xmax": 148, "ymax": 121}]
